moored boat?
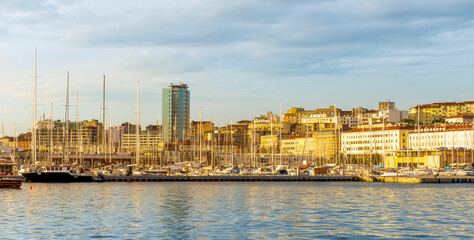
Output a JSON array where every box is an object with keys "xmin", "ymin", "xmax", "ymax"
[
  {"xmin": 20, "ymin": 166, "xmax": 105, "ymax": 183},
  {"xmin": 0, "ymin": 178, "xmax": 22, "ymax": 189}
]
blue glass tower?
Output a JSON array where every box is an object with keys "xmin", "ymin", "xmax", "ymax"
[{"xmin": 162, "ymin": 83, "xmax": 190, "ymax": 142}]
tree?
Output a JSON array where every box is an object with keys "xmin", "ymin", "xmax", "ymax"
[
  {"xmin": 400, "ymin": 118, "xmax": 416, "ymax": 125},
  {"xmin": 432, "ymin": 118, "xmax": 445, "ymax": 124}
]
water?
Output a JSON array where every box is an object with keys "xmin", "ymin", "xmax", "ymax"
[{"xmin": 1, "ymin": 182, "xmax": 473, "ymax": 239}]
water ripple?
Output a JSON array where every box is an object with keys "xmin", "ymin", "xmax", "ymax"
[{"xmin": 1, "ymin": 182, "xmax": 473, "ymax": 239}]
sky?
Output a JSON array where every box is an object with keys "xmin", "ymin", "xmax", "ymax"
[{"xmin": 1, "ymin": 0, "xmax": 474, "ymax": 135}]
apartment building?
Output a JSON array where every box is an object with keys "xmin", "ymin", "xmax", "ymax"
[
  {"xmin": 281, "ymin": 135, "xmax": 315, "ymax": 156},
  {"xmin": 409, "ymin": 124, "xmax": 474, "ymax": 150},
  {"xmin": 409, "ymin": 101, "xmax": 474, "ymax": 125},
  {"xmin": 341, "ymin": 125, "xmax": 413, "ymax": 156}
]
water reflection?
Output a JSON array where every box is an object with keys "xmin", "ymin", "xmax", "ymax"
[{"xmin": 1, "ymin": 182, "xmax": 473, "ymax": 239}]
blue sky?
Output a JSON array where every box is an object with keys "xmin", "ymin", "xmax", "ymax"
[{"xmin": 1, "ymin": 0, "xmax": 474, "ymax": 134}]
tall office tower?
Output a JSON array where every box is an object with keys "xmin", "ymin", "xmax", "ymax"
[{"xmin": 162, "ymin": 83, "xmax": 190, "ymax": 142}]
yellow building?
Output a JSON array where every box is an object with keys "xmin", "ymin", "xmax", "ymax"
[
  {"xmin": 284, "ymin": 106, "xmax": 341, "ymax": 125},
  {"xmin": 312, "ymin": 130, "xmax": 339, "ymax": 160},
  {"xmin": 122, "ymin": 132, "xmax": 163, "ymax": 152},
  {"xmin": 281, "ymin": 135, "xmax": 315, "ymax": 156},
  {"xmin": 409, "ymin": 101, "xmax": 474, "ymax": 125},
  {"xmin": 251, "ymin": 119, "xmax": 290, "ymax": 135},
  {"xmin": 384, "ymin": 149, "xmax": 472, "ymax": 168},
  {"xmin": 384, "ymin": 155, "xmax": 440, "ymax": 168},
  {"xmin": 260, "ymin": 134, "xmax": 279, "ymax": 153}
]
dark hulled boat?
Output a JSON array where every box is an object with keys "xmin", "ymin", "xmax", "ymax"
[{"xmin": 20, "ymin": 166, "xmax": 105, "ymax": 183}]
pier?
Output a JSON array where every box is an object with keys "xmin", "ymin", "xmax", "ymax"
[
  {"xmin": 7, "ymin": 174, "xmax": 474, "ymax": 183},
  {"xmin": 365, "ymin": 176, "xmax": 474, "ymax": 183},
  {"xmin": 105, "ymin": 175, "xmax": 360, "ymax": 182},
  {"xmin": 0, "ymin": 178, "xmax": 22, "ymax": 189}
]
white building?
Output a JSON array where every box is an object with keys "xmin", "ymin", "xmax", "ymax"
[
  {"xmin": 445, "ymin": 114, "xmax": 474, "ymax": 124},
  {"xmin": 409, "ymin": 124, "xmax": 474, "ymax": 150},
  {"xmin": 341, "ymin": 125, "xmax": 413, "ymax": 155}
]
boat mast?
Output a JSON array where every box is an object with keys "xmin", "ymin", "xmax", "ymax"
[
  {"xmin": 210, "ymin": 114, "xmax": 214, "ymax": 169},
  {"xmin": 417, "ymin": 106, "xmax": 420, "ymax": 168},
  {"xmin": 271, "ymin": 111, "xmax": 273, "ymax": 169},
  {"xmin": 279, "ymin": 100, "xmax": 282, "ymax": 167},
  {"xmin": 471, "ymin": 121, "xmax": 474, "ymax": 165},
  {"xmin": 50, "ymin": 102, "xmax": 53, "ymax": 165},
  {"xmin": 102, "ymin": 75, "xmax": 106, "ymax": 165},
  {"xmin": 13, "ymin": 122, "xmax": 17, "ymax": 164},
  {"xmin": 333, "ymin": 104, "xmax": 337, "ymax": 166},
  {"xmin": 75, "ymin": 93, "xmax": 79, "ymax": 164},
  {"xmin": 225, "ymin": 117, "xmax": 228, "ymax": 166},
  {"xmin": 65, "ymin": 71, "xmax": 70, "ymax": 166},
  {"xmin": 231, "ymin": 120, "xmax": 233, "ymax": 167},
  {"xmin": 33, "ymin": 48, "xmax": 37, "ymax": 165},
  {"xmin": 199, "ymin": 106, "xmax": 202, "ymax": 173},
  {"xmin": 136, "ymin": 81, "xmax": 140, "ymax": 166},
  {"xmin": 382, "ymin": 106, "xmax": 386, "ymax": 169}
]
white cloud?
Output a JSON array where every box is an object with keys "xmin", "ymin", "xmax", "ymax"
[{"xmin": 1, "ymin": 0, "xmax": 474, "ymax": 132}]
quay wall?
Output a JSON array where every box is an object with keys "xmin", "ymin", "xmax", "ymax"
[
  {"xmin": 0, "ymin": 178, "xmax": 22, "ymax": 189},
  {"xmin": 373, "ymin": 176, "xmax": 474, "ymax": 183},
  {"xmin": 6, "ymin": 175, "xmax": 473, "ymax": 183},
  {"xmin": 104, "ymin": 175, "xmax": 360, "ymax": 182}
]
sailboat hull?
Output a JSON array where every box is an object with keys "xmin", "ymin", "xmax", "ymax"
[{"xmin": 21, "ymin": 172, "xmax": 96, "ymax": 183}]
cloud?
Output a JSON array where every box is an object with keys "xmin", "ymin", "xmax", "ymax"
[{"xmin": 1, "ymin": 0, "xmax": 474, "ymax": 131}]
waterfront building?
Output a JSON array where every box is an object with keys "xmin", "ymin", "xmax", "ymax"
[
  {"xmin": 212, "ymin": 122, "xmax": 247, "ymax": 153},
  {"xmin": 379, "ymin": 100, "xmax": 396, "ymax": 112},
  {"xmin": 445, "ymin": 114, "xmax": 474, "ymax": 124},
  {"xmin": 260, "ymin": 134, "xmax": 279, "ymax": 153},
  {"xmin": 285, "ymin": 103, "xmax": 407, "ymax": 131},
  {"xmin": 107, "ymin": 125, "xmax": 123, "ymax": 148},
  {"xmin": 283, "ymin": 107, "xmax": 304, "ymax": 124},
  {"xmin": 121, "ymin": 131, "xmax": 163, "ymax": 153},
  {"xmin": 251, "ymin": 112, "xmax": 290, "ymax": 135},
  {"xmin": 312, "ymin": 130, "xmax": 340, "ymax": 161},
  {"xmin": 162, "ymin": 83, "xmax": 190, "ymax": 142},
  {"xmin": 384, "ymin": 109, "xmax": 409, "ymax": 123},
  {"xmin": 384, "ymin": 154, "xmax": 442, "ymax": 169},
  {"xmin": 35, "ymin": 119, "xmax": 103, "ymax": 154},
  {"xmin": 409, "ymin": 101, "xmax": 474, "ymax": 125},
  {"xmin": 286, "ymin": 106, "xmax": 340, "ymax": 125},
  {"xmin": 0, "ymin": 136, "xmax": 15, "ymax": 148},
  {"xmin": 281, "ymin": 135, "xmax": 315, "ymax": 156},
  {"xmin": 191, "ymin": 121, "xmax": 214, "ymax": 139},
  {"xmin": 408, "ymin": 124, "xmax": 474, "ymax": 150},
  {"xmin": 341, "ymin": 125, "xmax": 413, "ymax": 156}
]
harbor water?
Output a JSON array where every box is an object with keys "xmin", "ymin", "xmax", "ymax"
[{"xmin": 1, "ymin": 182, "xmax": 473, "ymax": 239}]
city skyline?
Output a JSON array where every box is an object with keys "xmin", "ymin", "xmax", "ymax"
[{"xmin": 1, "ymin": 1, "xmax": 474, "ymax": 134}]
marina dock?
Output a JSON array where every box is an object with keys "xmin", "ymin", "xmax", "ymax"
[
  {"xmin": 105, "ymin": 175, "xmax": 360, "ymax": 182},
  {"xmin": 366, "ymin": 176, "xmax": 474, "ymax": 183},
  {"xmin": 6, "ymin": 174, "xmax": 474, "ymax": 183},
  {"xmin": 0, "ymin": 178, "xmax": 22, "ymax": 189}
]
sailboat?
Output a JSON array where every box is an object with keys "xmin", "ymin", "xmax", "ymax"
[{"xmin": 20, "ymin": 54, "xmax": 105, "ymax": 182}]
